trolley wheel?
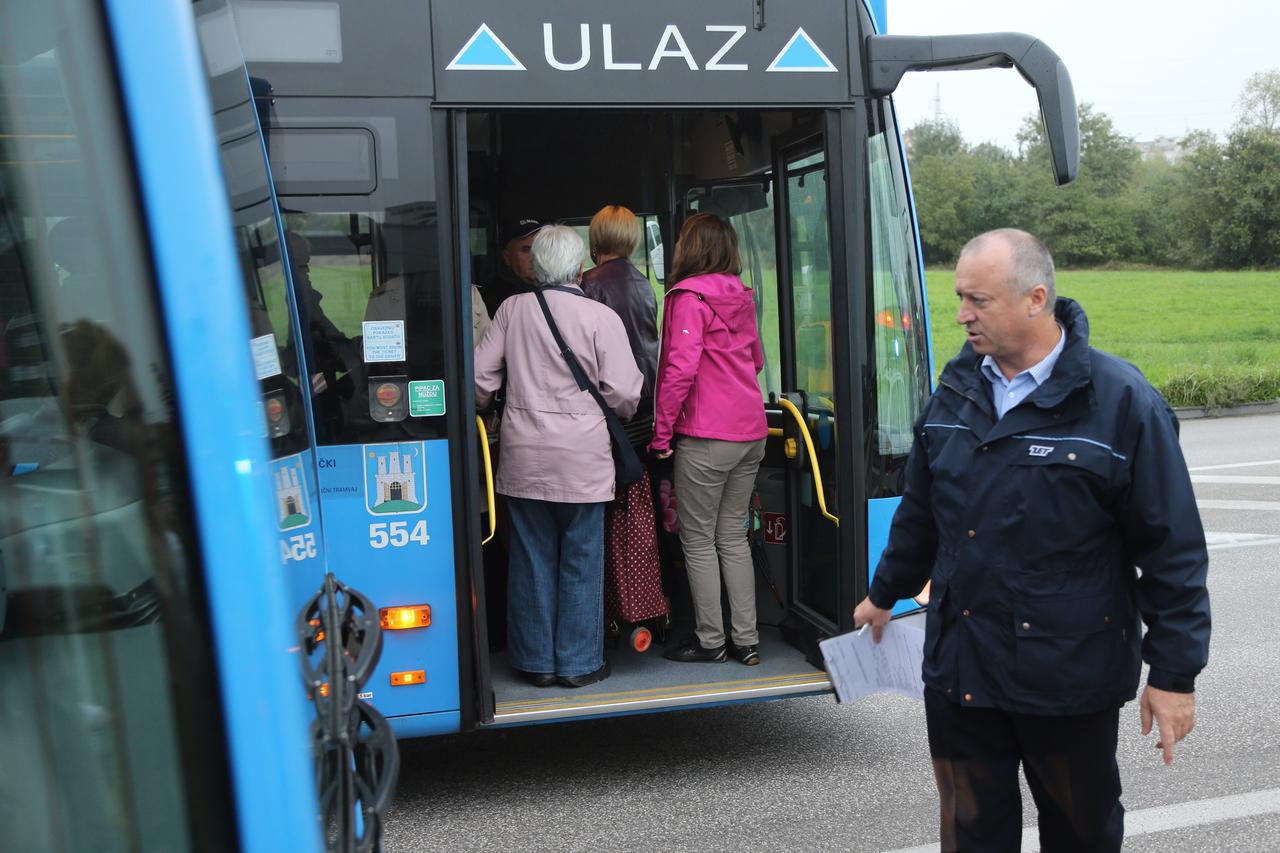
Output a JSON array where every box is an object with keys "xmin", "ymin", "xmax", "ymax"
[{"xmin": 630, "ymin": 626, "xmax": 653, "ymax": 653}]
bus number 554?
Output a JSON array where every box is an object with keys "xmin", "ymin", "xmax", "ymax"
[
  {"xmin": 280, "ymin": 532, "xmax": 318, "ymax": 563},
  {"xmin": 369, "ymin": 520, "xmax": 430, "ymax": 549}
]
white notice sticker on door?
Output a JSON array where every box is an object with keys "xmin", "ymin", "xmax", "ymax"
[
  {"xmin": 250, "ymin": 334, "xmax": 282, "ymax": 380},
  {"xmin": 362, "ymin": 320, "xmax": 406, "ymax": 362}
]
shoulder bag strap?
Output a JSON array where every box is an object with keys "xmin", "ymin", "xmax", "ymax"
[{"xmin": 533, "ymin": 287, "xmax": 614, "ymax": 414}]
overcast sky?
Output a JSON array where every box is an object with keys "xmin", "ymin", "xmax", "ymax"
[{"xmin": 887, "ymin": 0, "xmax": 1278, "ymax": 150}]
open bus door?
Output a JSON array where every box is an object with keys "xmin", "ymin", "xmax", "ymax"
[{"xmin": 772, "ymin": 129, "xmax": 854, "ymax": 656}]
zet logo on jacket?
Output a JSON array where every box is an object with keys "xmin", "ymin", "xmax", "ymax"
[
  {"xmin": 363, "ymin": 442, "xmax": 427, "ymax": 516},
  {"xmin": 1028, "ymin": 445, "xmax": 1056, "ymax": 457}
]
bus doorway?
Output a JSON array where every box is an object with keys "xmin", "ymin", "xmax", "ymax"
[{"xmin": 461, "ymin": 107, "xmax": 861, "ymax": 725}]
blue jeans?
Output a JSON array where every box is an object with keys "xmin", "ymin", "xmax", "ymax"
[{"xmin": 505, "ymin": 497, "xmax": 605, "ymax": 678}]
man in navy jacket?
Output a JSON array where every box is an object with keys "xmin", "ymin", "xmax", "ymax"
[{"xmin": 854, "ymin": 229, "xmax": 1210, "ymax": 852}]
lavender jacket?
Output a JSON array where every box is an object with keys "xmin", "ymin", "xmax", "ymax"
[{"xmin": 474, "ymin": 283, "xmax": 642, "ymax": 503}]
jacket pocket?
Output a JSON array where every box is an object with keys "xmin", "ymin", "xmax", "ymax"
[
  {"xmin": 923, "ymin": 577, "xmax": 949, "ymax": 662},
  {"xmin": 678, "ymin": 374, "xmax": 699, "ymax": 427},
  {"xmin": 1002, "ymin": 443, "xmax": 1119, "ymax": 534},
  {"xmin": 1013, "ymin": 593, "xmax": 1121, "ymax": 696},
  {"xmin": 1007, "ymin": 440, "xmax": 1114, "ymax": 478}
]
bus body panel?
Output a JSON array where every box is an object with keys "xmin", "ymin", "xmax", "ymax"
[
  {"xmin": 866, "ymin": 497, "xmax": 921, "ymax": 616},
  {"xmin": 387, "ymin": 710, "xmax": 465, "ymax": 739},
  {"xmin": 103, "ymin": 0, "xmax": 320, "ymax": 846},
  {"xmin": 316, "ymin": 440, "xmax": 461, "ymax": 722},
  {"xmin": 864, "ymin": 0, "xmax": 888, "ymax": 34}
]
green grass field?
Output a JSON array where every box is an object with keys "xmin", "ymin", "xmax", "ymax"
[
  {"xmin": 925, "ymin": 269, "xmax": 1280, "ymax": 408},
  {"xmin": 271, "ymin": 262, "xmax": 1277, "ymax": 409}
]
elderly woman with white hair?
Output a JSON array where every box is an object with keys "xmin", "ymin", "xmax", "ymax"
[{"xmin": 474, "ymin": 225, "xmax": 643, "ymax": 689}]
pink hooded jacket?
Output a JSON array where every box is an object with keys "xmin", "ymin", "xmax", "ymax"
[{"xmin": 650, "ymin": 272, "xmax": 767, "ymax": 453}]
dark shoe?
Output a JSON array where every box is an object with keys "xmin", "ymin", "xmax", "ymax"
[
  {"xmin": 664, "ymin": 637, "xmax": 727, "ymax": 663},
  {"xmin": 514, "ymin": 669, "xmax": 556, "ymax": 688},
  {"xmin": 729, "ymin": 643, "xmax": 761, "ymax": 666},
  {"xmin": 557, "ymin": 661, "xmax": 611, "ymax": 688}
]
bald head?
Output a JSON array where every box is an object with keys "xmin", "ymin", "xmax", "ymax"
[
  {"xmin": 954, "ymin": 228, "xmax": 1063, "ymax": 377},
  {"xmin": 959, "ymin": 228, "xmax": 1056, "ymax": 312}
]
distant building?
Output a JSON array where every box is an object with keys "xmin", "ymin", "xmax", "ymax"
[{"xmin": 1134, "ymin": 136, "xmax": 1187, "ymax": 165}]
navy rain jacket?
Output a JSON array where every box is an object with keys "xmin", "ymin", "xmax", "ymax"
[{"xmin": 869, "ymin": 298, "xmax": 1210, "ymax": 715}]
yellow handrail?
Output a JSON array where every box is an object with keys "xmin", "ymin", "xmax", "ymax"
[
  {"xmin": 476, "ymin": 415, "xmax": 496, "ymax": 544},
  {"xmin": 776, "ymin": 398, "xmax": 839, "ymax": 527}
]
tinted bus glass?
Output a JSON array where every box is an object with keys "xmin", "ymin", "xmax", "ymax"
[
  {"xmin": 867, "ymin": 101, "xmax": 931, "ymax": 498},
  {"xmin": 256, "ymin": 97, "xmax": 446, "ymax": 446},
  {"xmin": 0, "ymin": 3, "xmax": 233, "ymax": 849}
]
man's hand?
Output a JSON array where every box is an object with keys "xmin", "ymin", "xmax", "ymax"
[
  {"xmin": 1140, "ymin": 685, "xmax": 1196, "ymax": 766},
  {"xmin": 852, "ymin": 596, "xmax": 893, "ymax": 644}
]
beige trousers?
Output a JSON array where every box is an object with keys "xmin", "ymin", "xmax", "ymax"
[{"xmin": 673, "ymin": 436, "xmax": 767, "ymax": 648}]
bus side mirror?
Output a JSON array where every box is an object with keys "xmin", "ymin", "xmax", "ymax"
[
  {"xmin": 645, "ymin": 219, "xmax": 665, "ymax": 284},
  {"xmin": 865, "ymin": 33, "xmax": 1080, "ymax": 186}
]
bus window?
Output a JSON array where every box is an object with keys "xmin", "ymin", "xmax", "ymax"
[
  {"xmin": 785, "ymin": 151, "xmax": 833, "ymax": 404},
  {"xmin": 279, "ymin": 206, "xmax": 448, "ymax": 442},
  {"xmin": 685, "ymin": 182, "xmax": 780, "ymax": 400},
  {"xmin": 778, "ymin": 141, "xmax": 840, "ymax": 626},
  {"xmin": 867, "ymin": 102, "xmax": 931, "ymax": 498},
  {"xmin": 0, "ymin": 3, "xmax": 233, "ymax": 848},
  {"xmin": 645, "ymin": 218, "xmax": 665, "ymax": 284}
]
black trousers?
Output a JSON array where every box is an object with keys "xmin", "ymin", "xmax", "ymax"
[{"xmin": 924, "ymin": 688, "xmax": 1124, "ymax": 853}]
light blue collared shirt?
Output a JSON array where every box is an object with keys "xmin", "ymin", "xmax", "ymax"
[{"xmin": 981, "ymin": 324, "xmax": 1066, "ymax": 419}]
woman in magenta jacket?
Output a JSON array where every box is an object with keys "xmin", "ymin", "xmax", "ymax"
[{"xmin": 650, "ymin": 214, "xmax": 768, "ymax": 665}]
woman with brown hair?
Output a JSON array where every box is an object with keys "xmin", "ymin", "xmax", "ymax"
[{"xmin": 650, "ymin": 213, "xmax": 768, "ymax": 665}]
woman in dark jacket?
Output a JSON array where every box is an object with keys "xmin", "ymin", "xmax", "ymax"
[
  {"xmin": 582, "ymin": 205, "xmax": 659, "ymax": 448},
  {"xmin": 581, "ymin": 205, "xmax": 667, "ymax": 639}
]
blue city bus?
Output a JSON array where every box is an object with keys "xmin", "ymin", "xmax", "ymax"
[
  {"xmin": 230, "ymin": 0, "xmax": 1078, "ymax": 735},
  {"xmin": 0, "ymin": 0, "xmax": 1077, "ymax": 849}
]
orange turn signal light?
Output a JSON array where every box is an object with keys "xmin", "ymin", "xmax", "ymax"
[
  {"xmin": 380, "ymin": 605, "xmax": 431, "ymax": 630},
  {"xmin": 390, "ymin": 670, "xmax": 425, "ymax": 686}
]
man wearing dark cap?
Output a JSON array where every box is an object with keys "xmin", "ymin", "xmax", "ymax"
[{"xmin": 481, "ymin": 217, "xmax": 541, "ymax": 318}]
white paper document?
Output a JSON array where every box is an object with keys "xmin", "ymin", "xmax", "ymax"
[{"xmin": 819, "ymin": 622, "xmax": 925, "ymax": 703}]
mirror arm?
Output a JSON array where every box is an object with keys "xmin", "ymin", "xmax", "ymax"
[{"xmin": 865, "ymin": 33, "xmax": 1079, "ymax": 185}]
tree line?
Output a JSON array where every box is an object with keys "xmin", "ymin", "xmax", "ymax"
[{"xmin": 906, "ymin": 70, "xmax": 1280, "ymax": 269}]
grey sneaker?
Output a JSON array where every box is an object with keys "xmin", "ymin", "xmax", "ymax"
[{"xmin": 665, "ymin": 637, "xmax": 727, "ymax": 662}]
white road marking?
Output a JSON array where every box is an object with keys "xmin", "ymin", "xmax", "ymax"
[
  {"xmin": 1197, "ymin": 499, "xmax": 1280, "ymax": 512},
  {"xmin": 1189, "ymin": 458, "xmax": 1280, "ymax": 472},
  {"xmin": 1204, "ymin": 531, "xmax": 1280, "ymax": 551},
  {"xmin": 881, "ymin": 787, "xmax": 1280, "ymax": 853},
  {"xmin": 1191, "ymin": 475, "xmax": 1280, "ymax": 485}
]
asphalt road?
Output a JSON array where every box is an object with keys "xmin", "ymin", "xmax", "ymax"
[{"xmin": 384, "ymin": 412, "xmax": 1280, "ymax": 852}]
